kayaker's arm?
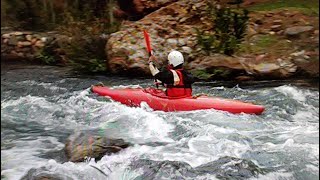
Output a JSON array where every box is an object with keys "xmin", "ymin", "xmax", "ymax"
[
  {"xmin": 149, "ymin": 62, "xmax": 160, "ymax": 76},
  {"xmin": 148, "ymin": 56, "xmax": 160, "ymax": 76}
]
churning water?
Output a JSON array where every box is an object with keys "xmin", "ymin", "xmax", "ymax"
[{"xmin": 1, "ymin": 64, "xmax": 319, "ymax": 180}]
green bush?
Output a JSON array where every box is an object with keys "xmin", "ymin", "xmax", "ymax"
[{"xmin": 197, "ymin": 2, "xmax": 249, "ymax": 55}]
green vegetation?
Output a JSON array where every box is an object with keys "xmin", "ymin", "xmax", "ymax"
[
  {"xmin": 191, "ymin": 68, "xmax": 231, "ymax": 80},
  {"xmin": 60, "ymin": 24, "xmax": 109, "ymax": 73},
  {"xmin": 197, "ymin": 1, "xmax": 249, "ymax": 55},
  {"xmin": 191, "ymin": 69, "xmax": 214, "ymax": 80},
  {"xmin": 1, "ymin": 0, "xmax": 121, "ymax": 73},
  {"xmin": 238, "ymin": 34, "xmax": 293, "ymax": 54},
  {"xmin": 248, "ymin": 0, "xmax": 319, "ymax": 16}
]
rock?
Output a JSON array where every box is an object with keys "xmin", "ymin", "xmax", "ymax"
[
  {"xmin": 284, "ymin": 26, "xmax": 314, "ymax": 37},
  {"xmin": 290, "ymin": 50, "xmax": 305, "ymax": 57},
  {"xmin": 131, "ymin": 156, "xmax": 265, "ymax": 179},
  {"xmin": 235, "ymin": 76, "xmax": 254, "ymax": 81},
  {"xmin": 2, "ymin": 33, "xmax": 11, "ymax": 39},
  {"xmin": 255, "ymin": 54, "xmax": 267, "ymax": 62},
  {"xmin": 195, "ymin": 156, "xmax": 264, "ymax": 179},
  {"xmin": 106, "ymin": 0, "xmax": 210, "ymax": 75},
  {"xmin": 31, "ymin": 38, "xmax": 38, "ymax": 44},
  {"xmin": 35, "ymin": 40, "xmax": 45, "ymax": 47},
  {"xmin": 20, "ymin": 167, "xmax": 74, "ymax": 180},
  {"xmin": 178, "ymin": 38, "xmax": 187, "ymax": 46},
  {"xmin": 65, "ymin": 130, "xmax": 131, "ymax": 162},
  {"xmin": 189, "ymin": 54, "xmax": 244, "ymax": 70},
  {"xmin": 249, "ymin": 60, "xmax": 297, "ymax": 78},
  {"xmin": 18, "ymin": 41, "xmax": 32, "ymax": 47},
  {"xmin": 293, "ymin": 57, "xmax": 308, "ymax": 63},
  {"xmin": 25, "ymin": 34, "xmax": 33, "ymax": 41},
  {"xmin": 167, "ymin": 38, "xmax": 178, "ymax": 47},
  {"xmin": 3, "ymin": 38, "xmax": 8, "ymax": 44},
  {"xmin": 17, "ymin": 52, "xmax": 24, "ymax": 57},
  {"xmin": 272, "ymin": 19, "xmax": 282, "ymax": 25},
  {"xmin": 265, "ymin": 13, "xmax": 274, "ymax": 17},
  {"xmin": 254, "ymin": 19, "xmax": 263, "ymax": 25},
  {"xmin": 41, "ymin": 37, "xmax": 47, "ymax": 42},
  {"xmin": 181, "ymin": 46, "xmax": 192, "ymax": 54},
  {"xmin": 7, "ymin": 36, "xmax": 18, "ymax": 46},
  {"xmin": 276, "ymin": 30, "xmax": 284, "ymax": 35},
  {"xmin": 13, "ymin": 31, "xmax": 23, "ymax": 36},
  {"xmin": 270, "ymin": 25, "xmax": 282, "ymax": 32}
]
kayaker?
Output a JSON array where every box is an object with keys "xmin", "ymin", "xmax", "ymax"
[{"xmin": 148, "ymin": 50, "xmax": 195, "ymax": 97}]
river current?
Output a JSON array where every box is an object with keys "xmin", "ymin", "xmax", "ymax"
[{"xmin": 1, "ymin": 64, "xmax": 319, "ymax": 180}]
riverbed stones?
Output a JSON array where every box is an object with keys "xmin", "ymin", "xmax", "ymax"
[{"xmin": 1, "ymin": 31, "xmax": 67, "ymax": 61}]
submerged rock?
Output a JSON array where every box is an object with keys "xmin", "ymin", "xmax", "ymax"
[
  {"xmin": 129, "ymin": 156, "xmax": 265, "ymax": 179},
  {"xmin": 20, "ymin": 166, "xmax": 73, "ymax": 180},
  {"xmin": 195, "ymin": 156, "xmax": 264, "ymax": 179}
]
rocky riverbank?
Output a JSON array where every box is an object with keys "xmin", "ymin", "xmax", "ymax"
[{"xmin": 1, "ymin": 0, "xmax": 319, "ymax": 81}]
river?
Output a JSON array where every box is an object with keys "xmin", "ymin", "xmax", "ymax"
[{"xmin": 1, "ymin": 63, "xmax": 319, "ymax": 180}]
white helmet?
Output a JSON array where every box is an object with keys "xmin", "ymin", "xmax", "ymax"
[{"xmin": 168, "ymin": 50, "xmax": 184, "ymax": 67}]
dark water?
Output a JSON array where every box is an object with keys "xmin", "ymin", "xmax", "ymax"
[{"xmin": 1, "ymin": 64, "xmax": 319, "ymax": 180}]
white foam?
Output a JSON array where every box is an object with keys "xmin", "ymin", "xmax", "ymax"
[
  {"xmin": 1, "ymin": 136, "xmax": 64, "ymax": 180},
  {"xmin": 97, "ymin": 102, "xmax": 175, "ymax": 143},
  {"xmin": 249, "ymin": 171, "xmax": 294, "ymax": 180},
  {"xmin": 274, "ymin": 85, "xmax": 317, "ymax": 102}
]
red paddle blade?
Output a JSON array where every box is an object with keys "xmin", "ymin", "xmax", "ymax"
[{"xmin": 143, "ymin": 30, "xmax": 152, "ymax": 56}]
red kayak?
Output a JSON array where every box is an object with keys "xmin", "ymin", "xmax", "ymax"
[{"xmin": 91, "ymin": 85, "xmax": 265, "ymax": 115}]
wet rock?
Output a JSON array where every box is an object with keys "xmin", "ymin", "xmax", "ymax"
[
  {"xmin": 65, "ymin": 130, "xmax": 131, "ymax": 162},
  {"xmin": 20, "ymin": 166, "xmax": 73, "ymax": 180},
  {"xmin": 195, "ymin": 156, "xmax": 264, "ymax": 179},
  {"xmin": 129, "ymin": 156, "xmax": 265, "ymax": 179},
  {"xmin": 130, "ymin": 159, "xmax": 197, "ymax": 179},
  {"xmin": 20, "ymin": 163, "xmax": 109, "ymax": 180}
]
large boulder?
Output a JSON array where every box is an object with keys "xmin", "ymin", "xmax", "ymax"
[
  {"xmin": 65, "ymin": 130, "xmax": 131, "ymax": 162},
  {"xmin": 106, "ymin": 0, "xmax": 213, "ymax": 75},
  {"xmin": 188, "ymin": 54, "xmax": 297, "ymax": 80}
]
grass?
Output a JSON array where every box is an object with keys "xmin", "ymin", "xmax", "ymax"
[{"xmin": 248, "ymin": 0, "xmax": 319, "ymax": 16}]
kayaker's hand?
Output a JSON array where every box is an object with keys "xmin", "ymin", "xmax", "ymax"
[{"xmin": 148, "ymin": 55, "xmax": 156, "ymax": 64}]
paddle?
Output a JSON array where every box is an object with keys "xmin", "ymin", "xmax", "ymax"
[
  {"xmin": 143, "ymin": 29, "xmax": 153, "ymax": 57},
  {"xmin": 143, "ymin": 30, "xmax": 160, "ymax": 88}
]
